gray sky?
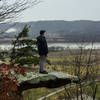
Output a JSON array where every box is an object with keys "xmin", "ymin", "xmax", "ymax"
[{"xmin": 19, "ymin": 0, "xmax": 100, "ymax": 22}]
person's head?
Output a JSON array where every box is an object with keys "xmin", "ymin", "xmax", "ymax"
[{"xmin": 40, "ymin": 30, "xmax": 46, "ymax": 36}]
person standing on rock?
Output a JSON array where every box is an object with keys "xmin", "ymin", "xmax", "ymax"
[{"xmin": 37, "ymin": 30, "xmax": 48, "ymax": 74}]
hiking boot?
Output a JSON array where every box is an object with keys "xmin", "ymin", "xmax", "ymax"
[{"xmin": 39, "ymin": 70, "xmax": 48, "ymax": 74}]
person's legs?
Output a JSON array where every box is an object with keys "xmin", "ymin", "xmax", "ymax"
[{"xmin": 40, "ymin": 55, "xmax": 46, "ymax": 72}]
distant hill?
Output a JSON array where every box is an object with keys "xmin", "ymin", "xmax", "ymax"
[{"xmin": 0, "ymin": 20, "xmax": 100, "ymax": 42}]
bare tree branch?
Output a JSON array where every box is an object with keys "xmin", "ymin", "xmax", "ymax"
[{"xmin": 0, "ymin": 0, "xmax": 40, "ymax": 23}]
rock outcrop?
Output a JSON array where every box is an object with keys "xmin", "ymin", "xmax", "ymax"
[{"xmin": 17, "ymin": 71, "xmax": 78, "ymax": 93}]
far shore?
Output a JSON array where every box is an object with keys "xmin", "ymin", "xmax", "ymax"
[{"xmin": 0, "ymin": 37, "xmax": 100, "ymax": 44}]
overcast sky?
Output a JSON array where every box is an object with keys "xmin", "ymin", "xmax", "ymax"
[{"xmin": 18, "ymin": 0, "xmax": 100, "ymax": 22}]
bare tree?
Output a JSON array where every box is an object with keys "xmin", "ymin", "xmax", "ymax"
[
  {"xmin": 68, "ymin": 42, "xmax": 99, "ymax": 100},
  {"xmin": 0, "ymin": 0, "xmax": 40, "ymax": 23},
  {"xmin": 56, "ymin": 42, "xmax": 99, "ymax": 100}
]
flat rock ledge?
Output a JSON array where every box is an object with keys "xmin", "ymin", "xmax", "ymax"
[{"xmin": 17, "ymin": 71, "xmax": 78, "ymax": 92}]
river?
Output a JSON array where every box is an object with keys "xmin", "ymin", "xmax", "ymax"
[{"xmin": 0, "ymin": 42, "xmax": 100, "ymax": 50}]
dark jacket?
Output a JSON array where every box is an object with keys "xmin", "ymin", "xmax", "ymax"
[{"xmin": 37, "ymin": 35, "xmax": 48, "ymax": 55}]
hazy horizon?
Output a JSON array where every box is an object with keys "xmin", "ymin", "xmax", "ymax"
[{"xmin": 16, "ymin": 19, "xmax": 100, "ymax": 23}]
